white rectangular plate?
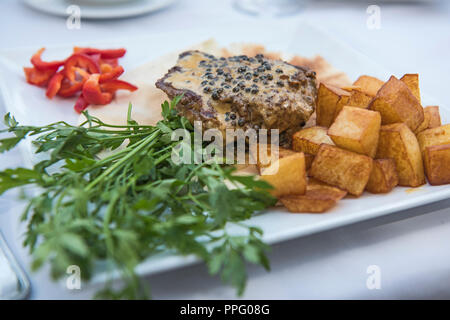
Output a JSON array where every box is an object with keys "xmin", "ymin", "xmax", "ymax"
[{"xmin": 0, "ymin": 21, "xmax": 449, "ymax": 282}]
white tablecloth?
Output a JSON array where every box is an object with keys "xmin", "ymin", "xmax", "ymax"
[{"xmin": 1, "ymin": 0, "xmax": 450, "ymax": 299}]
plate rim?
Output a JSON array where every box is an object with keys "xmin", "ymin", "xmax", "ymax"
[{"xmin": 23, "ymin": 0, "xmax": 177, "ymax": 20}]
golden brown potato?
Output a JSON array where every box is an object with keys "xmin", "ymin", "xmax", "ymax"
[
  {"xmin": 366, "ymin": 159, "xmax": 399, "ymax": 193},
  {"xmin": 328, "ymin": 106, "xmax": 381, "ymax": 158},
  {"xmin": 423, "ymin": 144, "xmax": 450, "ymax": 185},
  {"xmin": 353, "ymin": 75, "xmax": 384, "ymax": 97},
  {"xmin": 414, "ymin": 110, "xmax": 430, "ymax": 135},
  {"xmin": 310, "ymin": 144, "xmax": 373, "ymax": 196},
  {"xmin": 250, "ymin": 143, "xmax": 298, "ymax": 171},
  {"xmin": 417, "ymin": 124, "xmax": 450, "ymax": 154},
  {"xmin": 280, "ymin": 182, "xmax": 347, "ymax": 213},
  {"xmin": 376, "ymin": 123, "xmax": 425, "ymax": 187},
  {"xmin": 333, "ymin": 88, "xmax": 372, "ymax": 119},
  {"xmin": 400, "ymin": 73, "xmax": 421, "ymax": 104},
  {"xmin": 260, "ymin": 152, "xmax": 306, "ymax": 197},
  {"xmin": 292, "ymin": 126, "xmax": 335, "ymax": 155},
  {"xmin": 347, "ymin": 88, "xmax": 373, "ymax": 108},
  {"xmin": 424, "ymin": 106, "xmax": 441, "ymax": 129},
  {"xmin": 316, "ymin": 83, "xmax": 350, "ymax": 127},
  {"xmin": 369, "ymin": 76, "xmax": 424, "ymax": 131},
  {"xmin": 304, "ymin": 153, "xmax": 315, "ymax": 171}
]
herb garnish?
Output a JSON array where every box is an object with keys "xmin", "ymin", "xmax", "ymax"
[{"xmin": 0, "ymin": 96, "xmax": 276, "ymax": 299}]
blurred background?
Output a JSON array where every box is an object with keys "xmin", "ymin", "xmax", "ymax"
[{"xmin": 1, "ymin": 0, "xmax": 450, "ymax": 299}]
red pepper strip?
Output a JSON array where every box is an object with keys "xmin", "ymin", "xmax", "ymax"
[
  {"xmin": 74, "ymin": 95, "xmax": 89, "ymax": 113},
  {"xmin": 57, "ymin": 67, "xmax": 90, "ymax": 97},
  {"xmin": 100, "ymin": 63, "xmax": 113, "ymax": 73},
  {"xmin": 45, "ymin": 72, "xmax": 64, "ymax": 99},
  {"xmin": 31, "ymin": 48, "xmax": 65, "ymax": 70},
  {"xmin": 64, "ymin": 54, "xmax": 100, "ymax": 81},
  {"xmin": 100, "ymin": 79, "xmax": 138, "ymax": 94},
  {"xmin": 58, "ymin": 81, "xmax": 84, "ymax": 98},
  {"xmin": 82, "ymin": 74, "xmax": 113, "ymax": 105},
  {"xmin": 73, "ymin": 47, "xmax": 126, "ymax": 59},
  {"xmin": 99, "ymin": 66, "xmax": 124, "ymax": 83},
  {"xmin": 23, "ymin": 67, "xmax": 57, "ymax": 87},
  {"xmin": 101, "ymin": 58, "xmax": 119, "ymax": 67}
]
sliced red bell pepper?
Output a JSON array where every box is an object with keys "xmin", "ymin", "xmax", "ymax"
[
  {"xmin": 31, "ymin": 48, "xmax": 65, "ymax": 70},
  {"xmin": 99, "ymin": 66, "xmax": 124, "ymax": 83},
  {"xmin": 73, "ymin": 47, "xmax": 126, "ymax": 59},
  {"xmin": 58, "ymin": 81, "xmax": 84, "ymax": 98},
  {"xmin": 100, "ymin": 58, "xmax": 119, "ymax": 67},
  {"xmin": 64, "ymin": 54, "xmax": 100, "ymax": 81},
  {"xmin": 82, "ymin": 74, "xmax": 113, "ymax": 105},
  {"xmin": 100, "ymin": 79, "xmax": 138, "ymax": 94},
  {"xmin": 74, "ymin": 95, "xmax": 89, "ymax": 113},
  {"xmin": 57, "ymin": 67, "xmax": 90, "ymax": 97},
  {"xmin": 23, "ymin": 67, "xmax": 57, "ymax": 87},
  {"xmin": 45, "ymin": 72, "xmax": 64, "ymax": 99}
]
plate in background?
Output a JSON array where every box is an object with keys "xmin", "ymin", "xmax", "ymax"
[
  {"xmin": 23, "ymin": 0, "xmax": 177, "ymax": 20},
  {"xmin": 0, "ymin": 20, "xmax": 448, "ymax": 283}
]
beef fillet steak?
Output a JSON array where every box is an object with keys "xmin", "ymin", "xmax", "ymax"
[{"xmin": 156, "ymin": 51, "xmax": 317, "ymax": 144}]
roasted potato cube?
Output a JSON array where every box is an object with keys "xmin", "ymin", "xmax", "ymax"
[
  {"xmin": 400, "ymin": 73, "xmax": 421, "ymax": 104},
  {"xmin": 292, "ymin": 126, "xmax": 335, "ymax": 155},
  {"xmin": 316, "ymin": 83, "xmax": 350, "ymax": 127},
  {"xmin": 328, "ymin": 106, "xmax": 381, "ymax": 157},
  {"xmin": 250, "ymin": 143, "xmax": 298, "ymax": 172},
  {"xmin": 310, "ymin": 144, "xmax": 373, "ymax": 196},
  {"xmin": 353, "ymin": 75, "xmax": 384, "ymax": 97},
  {"xmin": 366, "ymin": 159, "xmax": 399, "ymax": 193},
  {"xmin": 376, "ymin": 123, "xmax": 425, "ymax": 187},
  {"xmin": 280, "ymin": 182, "xmax": 347, "ymax": 213},
  {"xmin": 369, "ymin": 76, "xmax": 424, "ymax": 131},
  {"xmin": 424, "ymin": 106, "xmax": 441, "ymax": 129},
  {"xmin": 417, "ymin": 124, "xmax": 450, "ymax": 154},
  {"xmin": 414, "ymin": 110, "xmax": 430, "ymax": 135},
  {"xmin": 334, "ymin": 88, "xmax": 372, "ymax": 118},
  {"xmin": 304, "ymin": 153, "xmax": 315, "ymax": 171},
  {"xmin": 423, "ymin": 144, "xmax": 450, "ymax": 185},
  {"xmin": 260, "ymin": 152, "xmax": 306, "ymax": 197}
]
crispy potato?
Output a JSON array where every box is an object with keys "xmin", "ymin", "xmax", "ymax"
[
  {"xmin": 280, "ymin": 182, "xmax": 347, "ymax": 213},
  {"xmin": 424, "ymin": 106, "xmax": 441, "ymax": 129},
  {"xmin": 328, "ymin": 106, "xmax": 381, "ymax": 157},
  {"xmin": 400, "ymin": 73, "xmax": 421, "ymax": 104},
  {"xmin": 250, "ymin": 144, "xmax": 298, "ymax": 170},
  {"xmin": 376, "ymin": 123, "xmax": 425, "ymax": 187},
  {"xmin": 304, "ymin": 153, "xmax": 315, "ymax": 171},
  {"xmin": 414, "ymin": 110, "xmax": 430, "ymax": 135},
  {"xmin": 334, "ymin": 88, "xmax": 372, "ymax": 118},
  {"xmin": 316, "ymin": 83, "xmax": 350, "ymax": 127},
  {"xmin": 369, "ymin": 76, "xmax": 424, "ymax": 131},
  {"xmin": 423, "ymin": 144, "xmax": 450, "ymax": 185},
  {"xmin": 353, "ymin": 75, "xmax": 384, "ymax": 97},
  {"xmin": 292, "ymin": 126, "xmax": 335, "ymax": 155},
  {"xmin": 260, "ymin": 152, "xmax": 306, "ymax": 197},
  {"xmin": 310, "ymin": 144, "xmax": 373, "ymax": 196},
  {"xmin": 341, "ymin": 85, "xmax": 361, "ymax": 92},
  {"xmin": 417, "ymin": 124, "xmax": 450, "ymax": 154},
  {"xmin": 366, "ymin": 159, "xmax": 399, "ymax": 193}
]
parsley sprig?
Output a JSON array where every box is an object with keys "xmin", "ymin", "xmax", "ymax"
[{"xmin": 0, "ymin": 96, "xmax": 276, "ymax": 299}]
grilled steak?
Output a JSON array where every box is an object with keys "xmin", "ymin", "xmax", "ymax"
[{"xmin": 156, "ymin": 51, "xmax": 317, "ymax": 144}]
